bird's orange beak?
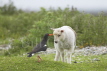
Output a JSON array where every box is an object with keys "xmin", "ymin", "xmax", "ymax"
[{"xmin": 48, "ymin": 34, "xmax": 53, "ymax": 36}]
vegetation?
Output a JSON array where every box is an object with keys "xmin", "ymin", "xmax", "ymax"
[
  {"xmin": 0, "ymin": 2, "xmax": 107, "ymax": 55},
  {"xmin": 0, "ymin": 2, "xmax": 107, "ymax": 71}
]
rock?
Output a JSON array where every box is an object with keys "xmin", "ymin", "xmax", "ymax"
[
  {"xmin": 74, "ymin": 46, "xmax": 107, "ymax": 56},
  {"xmin": 30, "ymin": 46, "xmax": 107, "ymax": 56},
  {"xmin": 74, "ymin": 61, "xmax": 77, "ymax": 63},
  {"xmin": 102, "ymin": 51, "xmax": 107, "ymax": 55},
  {"xmin": 92, "ymin": 58, "xmax": 100, "ymax": 61},
  {"xmin": 0, "ymin": 44, "xmax": 11, "ymax": 50}
]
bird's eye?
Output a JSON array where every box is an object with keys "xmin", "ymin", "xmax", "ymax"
[{"xmin": 58, "ymin": 35, "xmax": 61, "ymax": 37}]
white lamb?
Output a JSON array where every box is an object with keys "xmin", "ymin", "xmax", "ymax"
[{"xmin": 51, "ymin": 26, "xmax": 76, "ymax": 64}]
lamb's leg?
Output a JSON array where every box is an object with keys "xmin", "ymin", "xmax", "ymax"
[
  {"xmin": 66, "ymin": 46, "xmax": 75, "ymax": 64},
  {"xmin": 60, "ymin": 50, "xmax": 64, "ymax": 62},
  {"xmin": 66, "ymin": 48, "xmax": 73, "ymax": 64},
  {"xmin": 57, "ymin": 48, "xmax": 64, "ymax": 62},
  {"xmin": 66, "ymin": 50, "xmax": 72, "ymax": 64},
  {"xmin": 54, "ymin": 50, "xmax": 60, "ymax": 61}
]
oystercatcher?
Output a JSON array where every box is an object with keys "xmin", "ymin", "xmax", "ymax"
[{"xmin": 27, "ymin": 33, "xmax": 53, "ymax": 62}]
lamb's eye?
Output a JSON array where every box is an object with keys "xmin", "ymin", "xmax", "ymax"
[{"xmin": 58, "ymin": 35, "xmax": 61, "ymax": 37}]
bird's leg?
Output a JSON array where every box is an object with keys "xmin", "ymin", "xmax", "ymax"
[{"xmin": 37, "ymin": 55, "xmax": 42, "ymax": 62}]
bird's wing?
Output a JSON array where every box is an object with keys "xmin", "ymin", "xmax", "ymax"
[
  {"xmin": 28, "ymin": 41, "xmax": 48, "ymax": 54},
  {"xmin": 39, "ymin": 44, "xmax": 48, "ymax": 51}
]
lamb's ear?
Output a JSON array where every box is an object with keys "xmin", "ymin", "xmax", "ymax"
[
  {"xmin": 61, "ymin": 30, "xmax": 64, "ymax": 32},
  {"xmin": 50, "ymin": 28, "xmax": 55, "ymax": 31}
]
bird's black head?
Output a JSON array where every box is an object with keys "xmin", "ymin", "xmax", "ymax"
[
  {"xmin": 45, "ymin": 33, "xmax": 50, "ymax": 36},
  {"xmin": 42, "ymin": 33, "xmax": 53, "ymax": 42},
  {"xmin": 43, "ymin": 33, "xmax": 49, "ymax": 39}
]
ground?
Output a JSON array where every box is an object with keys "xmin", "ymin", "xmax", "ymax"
[{"xmin": 0, "ymin": 51, "xmax": 107, "ymax": 71}]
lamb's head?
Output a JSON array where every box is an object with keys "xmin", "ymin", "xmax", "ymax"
[{"xmin": 51, "ymin": 28, "xmax": 65, "ymax": 43}]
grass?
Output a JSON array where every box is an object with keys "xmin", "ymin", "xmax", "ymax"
[{"xmin": 0, "ymin": 54, "xmax": 107, "ymax": 71}]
